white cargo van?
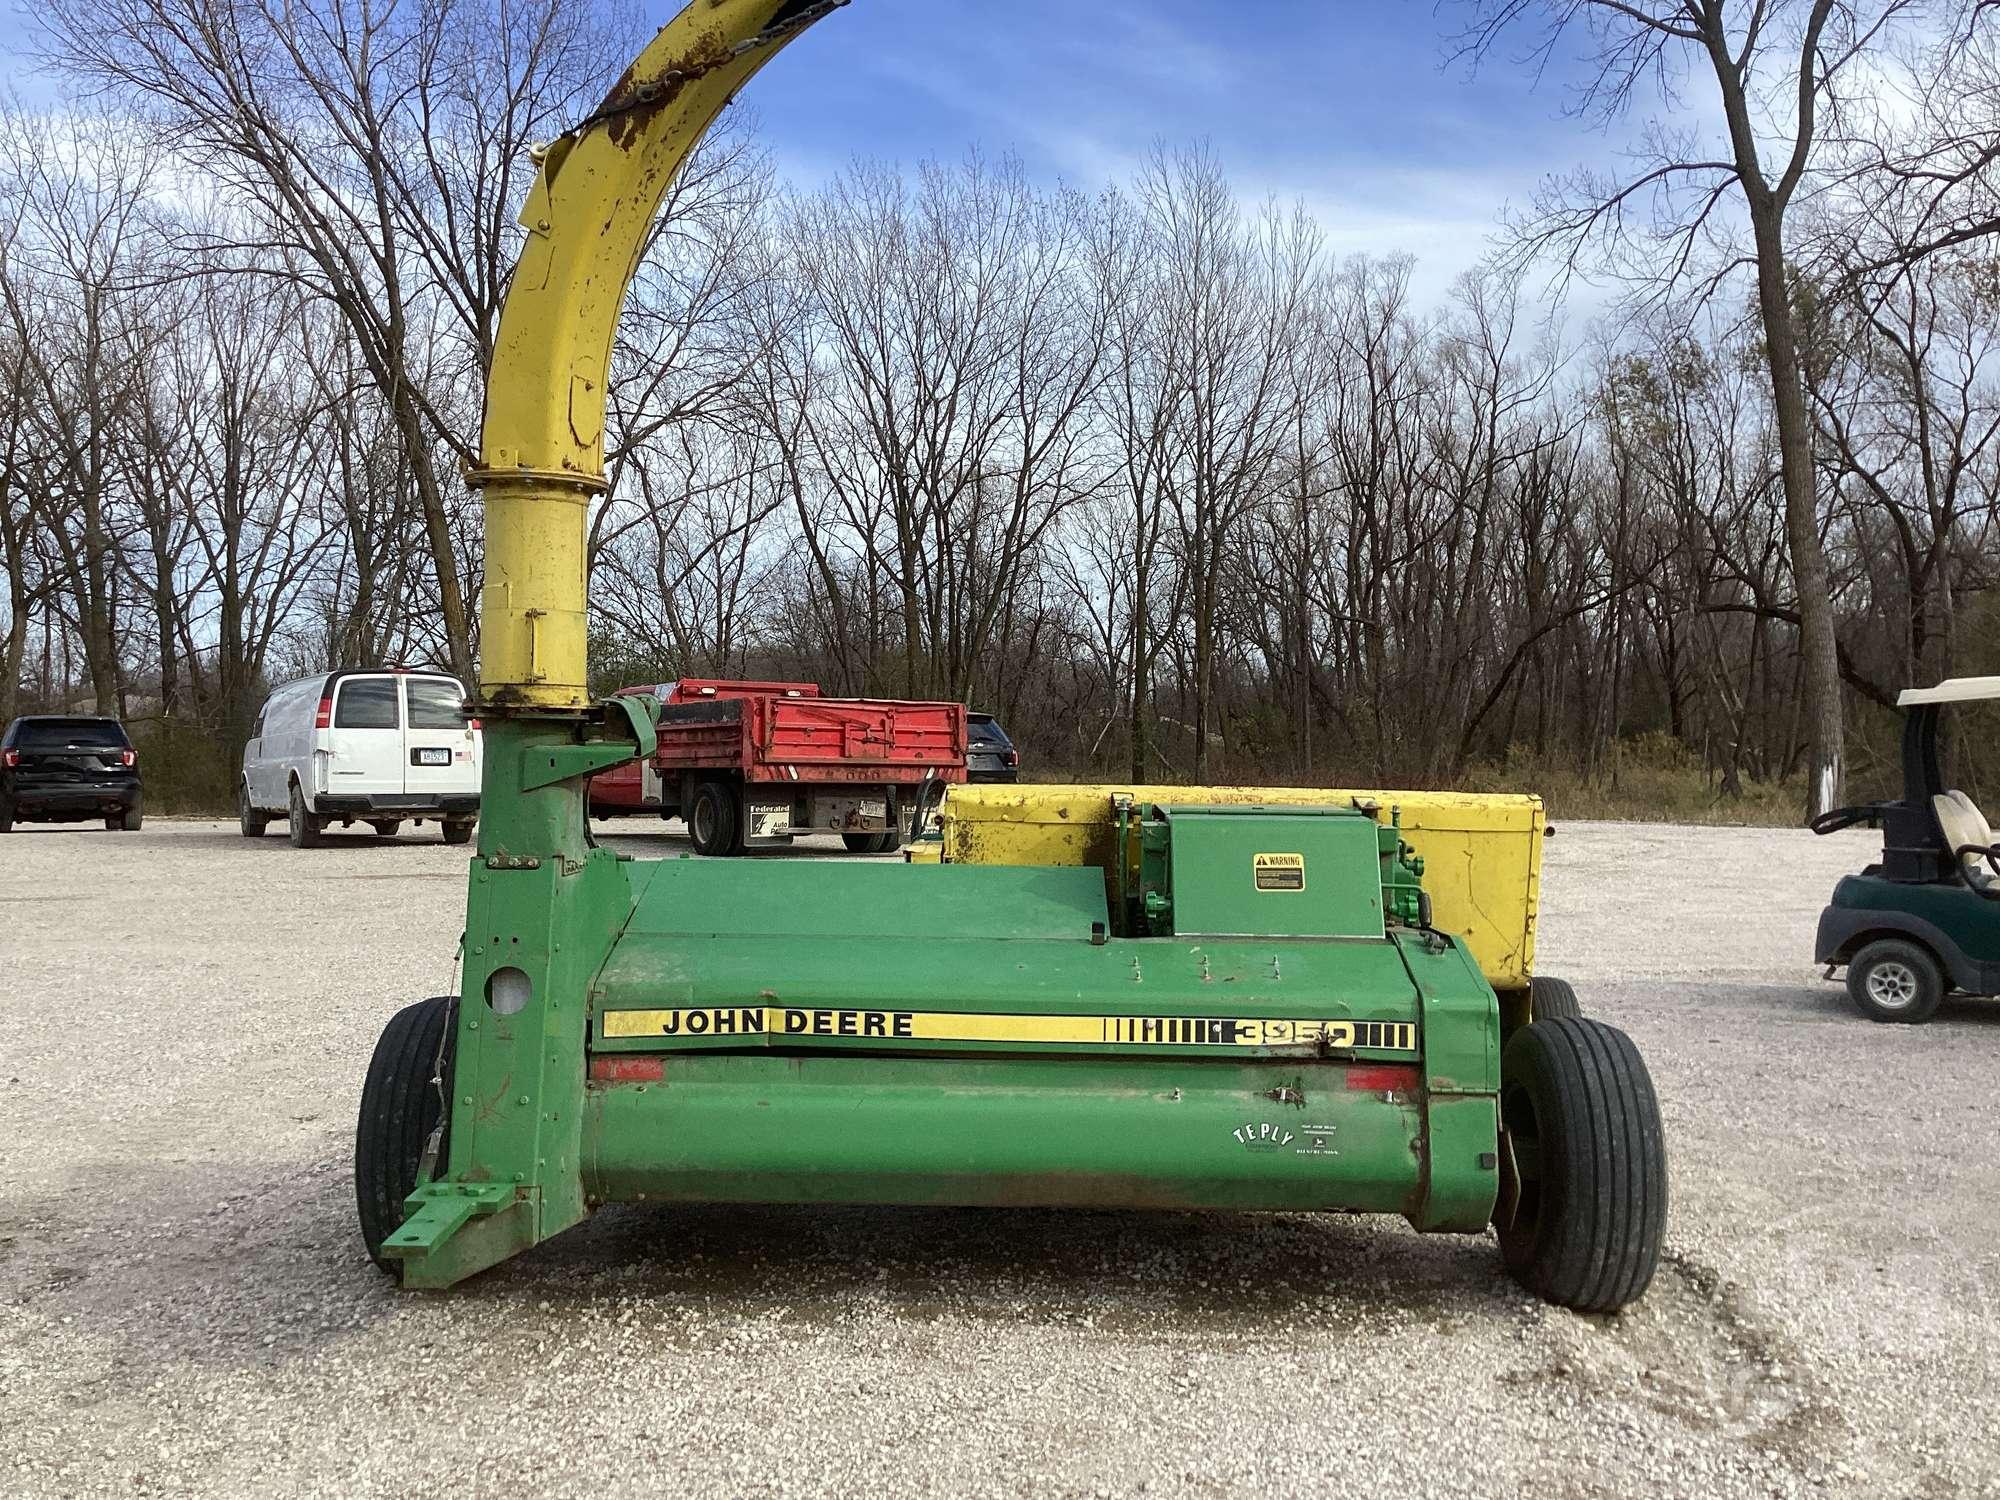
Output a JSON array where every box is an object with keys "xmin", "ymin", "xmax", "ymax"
[{"xmin": 240, "ymin": 670, "xmax": 481, "ymax": 848}]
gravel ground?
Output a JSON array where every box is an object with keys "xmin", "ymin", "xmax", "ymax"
[{"xmin": 1, "ymin": 815, "xmax": 1996, "ymax": 1498}]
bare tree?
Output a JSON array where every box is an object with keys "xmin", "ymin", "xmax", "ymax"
[{"xmin": 1453, "ymin": 0, "xmax": 1932, "ymax": 814}]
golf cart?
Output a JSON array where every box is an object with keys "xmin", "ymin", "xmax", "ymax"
[{"xmin": 1811, "ymin": 677, "xmax": 2000, "ymax": 1023}]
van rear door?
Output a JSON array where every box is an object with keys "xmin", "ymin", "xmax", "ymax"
[
  {"xmin": 326, "ymin": 675, "xmax": 404, "ymax": 800},
  {"xmin": 403, "ymin": 675, "xmax": 478, "ymax": 798}
]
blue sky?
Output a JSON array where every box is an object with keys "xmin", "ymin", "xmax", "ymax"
[
  {"xmin": 2, "ymin": 1, "xmax": 1645, "ymax": 307},
  {"xmin": 737, "ymin": 0, "xmax": 1637, "ymax": 302}
]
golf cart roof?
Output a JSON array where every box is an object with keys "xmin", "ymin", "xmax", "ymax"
[{"xmin": 1898, "ymin": 677, "xmax": 2000, "ymax": 707}]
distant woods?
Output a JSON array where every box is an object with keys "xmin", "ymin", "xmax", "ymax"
[{"xmin": 2, "ymin": 0, "xmax": 1998, "ymax": 812}]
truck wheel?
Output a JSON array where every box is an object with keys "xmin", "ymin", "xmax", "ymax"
[
  {"xmin": 441, "ymin": 819, "xmax": 474, "ymax": 846},
  {"xmin": 873, "ymin": 822, "xmax": 903, "ymax": 855},
  {"xmin": 369, "ymin": 820, "xmax": 402, "ymax": 838},
  {"xmin": 841, "ymin": 832, "xmax": 877, "ymax": 853},
  {"xmin": 1530, "ymin": 975, "xmax": 1582, "ymax": 1022},
  {"xmin": 114, "ymin": 798, "xmax": 143, "ymax": 832},
  {"xmin": 240, "ymin": 784, "xmax": 269, "ymax": 838},
  {"xmin": 288, "ymin": 781, "xmax": 324, "ymax": 848},
  {"xmin": 1845, "ymin": 939, "xmax": 1945, "ymax": 1024},
  {"xmin": 1497, "ymin": 1018, "xmax": 1666, "ymax": 1313},
  {"xmin": 0, "ymin": 799, "xmax": 11, "ymax": 833},
  {"xmin": 355, "ymin": 995, "xmax": 457, "ymax": 1274},
  {"xmin": 689, "ymin": 781, "xmax": 738, "ymax": 856}
]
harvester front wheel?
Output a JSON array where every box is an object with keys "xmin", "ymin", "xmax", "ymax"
[
  {"xmin": 355, "ymin": 995, "xmax": 458, "ymax": 1275},
  {"xmin": 1497, "ymin": 1018, "xmax": 1665, "ymax": 1313},
  {"xmin": 1529, "ymin": 975, "xmax": 1582, "ymax": 1022}
]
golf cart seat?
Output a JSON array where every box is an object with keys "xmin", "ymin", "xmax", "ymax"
[
  {"xmin": 1947, "ymin": 789, "xmax": 1993, "ymax": 847},
  {"xmin": 1933, "ymin": 793, "xmax": 1999, "ymax": 897}
]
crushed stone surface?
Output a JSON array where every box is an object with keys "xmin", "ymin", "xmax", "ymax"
[{"xmin": 1, "ymin": 816, "xmax": 1995, "ymax": 1497}]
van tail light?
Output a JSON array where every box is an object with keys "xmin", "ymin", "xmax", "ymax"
[
  {"xmin": 467, "ymin": 718, "xmax": 482, "ymax": 731},
  {"xmin": 120, "ymin": 748, "xmax": 136, "ymax": 768},
  {"xmin": 1, "ymin": 749, "xmax": 16, "ymax": 768},
  {"xmin": 1005, "ymin": 749, "xmax": 1019, "ymax": 767},
  {"xmin": 314, "ymin": 695, "xmax": 333, "ymax": 730}
]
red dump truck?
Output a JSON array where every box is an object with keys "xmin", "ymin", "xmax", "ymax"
[{"xmin": 588, "ymin": 679, "xmax": 967, "ymax": 855}]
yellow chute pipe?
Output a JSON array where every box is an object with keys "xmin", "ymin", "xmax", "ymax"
[{"xmin": 471, "ymin": 0, "xmax": 828, "ymax": 708}]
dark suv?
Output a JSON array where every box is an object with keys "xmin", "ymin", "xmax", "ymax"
[
  {"xmin": 966, "ymin": 712, "xmax": 1019, "ymax": 783},
  {"xmin": 0, "ymin": 716, "xmax": 143, "ymax": 832}
]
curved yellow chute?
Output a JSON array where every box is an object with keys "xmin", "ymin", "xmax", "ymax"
[{"xmin": 472, "ymin": 0, "xmax": 844, "ymax": 708}]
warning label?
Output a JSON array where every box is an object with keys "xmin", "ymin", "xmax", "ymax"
[{"xmin": 1253, "ymin": 852, "xmax": 1306, "ymax": 891}]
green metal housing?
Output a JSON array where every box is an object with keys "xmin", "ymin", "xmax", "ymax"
[{"xmin": 384, "ymin": 786, "xmax": 1505, "ymax": 1287}]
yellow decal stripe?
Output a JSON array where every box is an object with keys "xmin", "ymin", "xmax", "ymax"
[{"xmin": 601, "ymin": 1006, "xmax": 1416, "ymax": 1053}]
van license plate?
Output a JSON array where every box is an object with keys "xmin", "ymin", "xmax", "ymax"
[{"xmin": 413, "ymin": 748, "xmax": 452, "ymax": 767}]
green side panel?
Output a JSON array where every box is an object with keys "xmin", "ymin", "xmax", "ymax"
[
  {"xmin": 592, "ymin": 856, "xmax": 1427, "ymax": 1060},
  {"xmin": 1158, "ymin": 806, "xmax": 1387, "ymax": 938},
  {"xmin": 1833, "ymin": 873, "xmax": 2000, "ymax": 962},
  {"xmin": 582, "ymin": 1054, "xmax": 1432, "ymax": 1218},
  {"xmin": 1414, "ymin": 1094, "xmax": 1499, "ymax": 1232},
  {"xmin": 624, "ymin": 859, "xmax": 1110, "ymax": 940},
  {"xmin": 445, "ymin": 844, "xmax": 635, "ymax": 1242},
  {"xmin": 1392, "ymin": 929, "xmax": 1499, "ymax": 1094}
]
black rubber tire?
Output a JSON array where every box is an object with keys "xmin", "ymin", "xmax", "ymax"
[
  {"xmin": 1530, "ymin": 975, "xmax": 1582, "ymax": 1022},
  {"xmin": 1845, "ymin": 938, "xmax": 1946, "ymax": 1024},
  {"xmin": 441, "ymin": 819, "xmax": 474, "ymax": 846},
  {"xmin": 116, "ymin": 798, "xmax": 142, "ymax": 832},
  {"xmin": 369, "ymin": 820, "xmax": 402, "ymax": 838},
  {"xmin": 841, "ymin": 832, "xmax": 878, "ymax": 853},
  {"xmin": 1497, "ymin": 1017, "xmax": 1666, "ymax": 1313},
  {"xmin": 355, "ymin": 995, "xmax": 458, "ymax": 1274},
  {"xmin": 688, "ymin": 780, "xmax": 738, "ymax": 857},
  {"xmin": 288, "ymin": 781, "xmax": 323, "ymax": 848},
  {"xmin": 0, "ymin": 799, "xmax": 11, "ymax": 833},
  {"xmin": 873, "ymin": 821, "xmax": 903, "ymax": 855},
  {"xmin": 239, "ymin": 783, "xmax": 269, "ymax": 838}
]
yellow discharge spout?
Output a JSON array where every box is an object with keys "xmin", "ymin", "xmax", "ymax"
[{"xmin": 471, "ymin": 1, "xmax": 840, "ymax": 708}]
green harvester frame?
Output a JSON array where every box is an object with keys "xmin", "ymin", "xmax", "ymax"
[{"xmin": 353, "ymin": 0, "xmax": 1668, "ymax": 1314}]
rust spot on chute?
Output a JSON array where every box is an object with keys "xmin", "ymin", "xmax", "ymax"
[{"xmin": 597, "ymin": 29, "xmax": 737, "ymax": 153}]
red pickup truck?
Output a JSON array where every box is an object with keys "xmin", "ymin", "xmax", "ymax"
[{"xmin": 589, "ymin": 679, "xmax": 967, "ymax": 855}]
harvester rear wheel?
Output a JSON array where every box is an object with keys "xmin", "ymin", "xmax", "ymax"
[
  {"xmin": 1529, "ymin": 975, "xmax": 1582, "ymax": 1022},
  {"xmin": 1497, "ymin": 1018, "xmax": 1665, "ymax": 1313},
  {"xmin": 355, "ymin": 995, "xmax": 458, "ymax": 1275}
]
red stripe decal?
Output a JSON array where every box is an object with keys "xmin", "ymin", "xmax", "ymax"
[{"xmin": 590, "ymin": 1056, "xmax": 664, "ymax": 1083}]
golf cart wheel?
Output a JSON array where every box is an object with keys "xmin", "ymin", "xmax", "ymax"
[
  {"xmin": 355, "ymin": 995, "xmax": 458, "ymax": 1274},
  {"xmin": 1497, "ymin": 1018, "xmax": 1666, "ymax": 1313},
  {"xmin": 239, "ymin": 783, "xmax": 269, "ymax": 838},
  {"xmin": 288, "ymin": 781, "xmax": 323, "ymax": 848},
  {"xmin": 440, "ymin": 819, "xmax": 474, "ymax": 846},
  {"xmin": 1845, "ymin": 939, "xmax": 1945, "ymax": 1025},
  {"xmin": 1530, "ymin": 975, "xmax": 1582, "ymax": 1022},
  {"xmin": 369, "ymin": 820, "xmax": 402, "ymax": 838},
  {"xmin": 688, "ymin": 780, "xmax": 738, "ymax": 857}
]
